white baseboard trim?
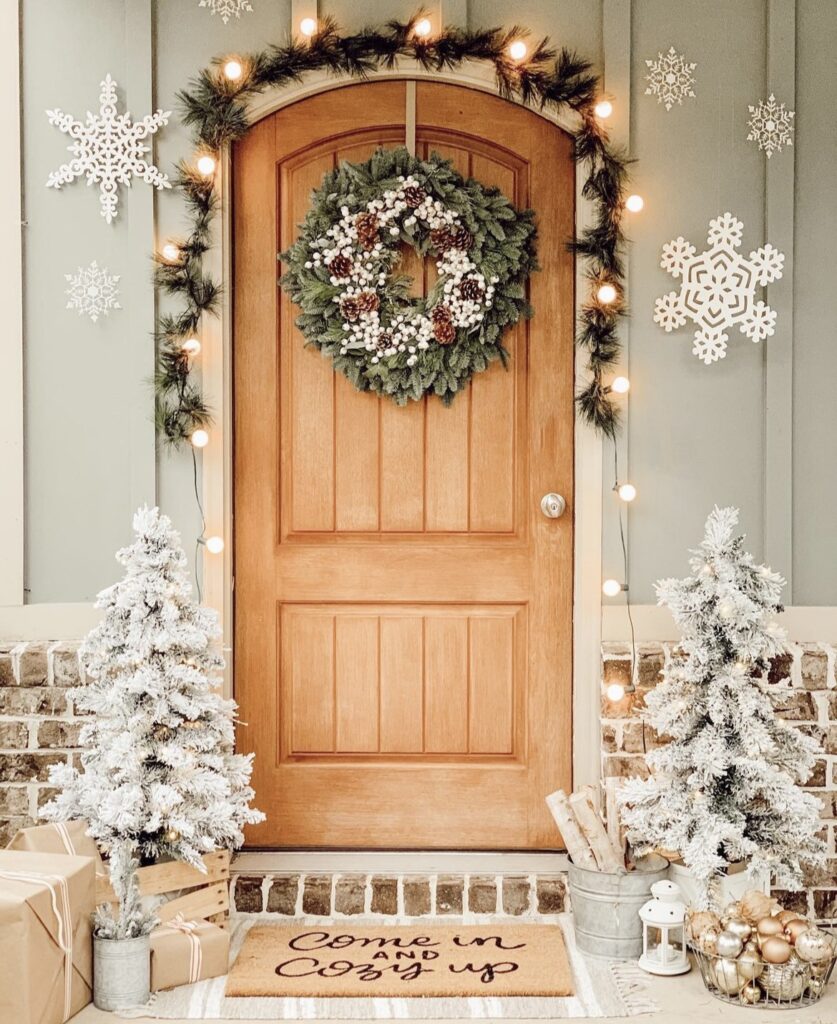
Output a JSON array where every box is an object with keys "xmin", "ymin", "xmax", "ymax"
[
  {"xmin": 232, "ymin": 850, "xmax": 570, "ymax": 875},
  {"xmin": 602, "ymin": 605, "xmax": 837, "ymax": 642}
]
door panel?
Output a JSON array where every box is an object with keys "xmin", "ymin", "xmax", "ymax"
[{"xmin": 234, "ymin": 81, "xmax": 575, "ymax": 848}]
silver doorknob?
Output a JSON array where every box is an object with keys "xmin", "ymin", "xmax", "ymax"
[{"xmin": 540, "ymin": 493, "xmax": 567, "ymax": 519}]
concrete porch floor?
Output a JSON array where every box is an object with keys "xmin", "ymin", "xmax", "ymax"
[{"xmin": 69, "ymin": 964, "xmax": 835, "ymax": 1023}]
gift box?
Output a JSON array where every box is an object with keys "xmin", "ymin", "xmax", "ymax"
[
  {"xmin": 0, "ymin": 850, "xmax": 94, "ymax": 1024},
  {"xmin": 150, "ymin": 917, "xmax": 230, "ymax": 991},
  {"xmin": 7, "ymin": 820, "xmax": 107, "ymax": 876}
]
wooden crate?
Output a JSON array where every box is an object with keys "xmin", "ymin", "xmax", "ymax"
[{"xmin": 96, "ymin": 849, "xmax": 231, "ymax": 926}]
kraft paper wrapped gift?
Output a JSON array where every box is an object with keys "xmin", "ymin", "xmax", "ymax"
[
  {"xmin": 0, "ymin": 850, "xmax": 94, "ymax": 1024},
  {"xmin": 7, "ymin": 820, "xmax": 107, "ymax": 876},
  {"xmin": 150, "ymin": 918, "xmax": 230, "ymax": 991}
]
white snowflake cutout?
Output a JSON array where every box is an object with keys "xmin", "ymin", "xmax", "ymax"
[
  {"xmin": 653, "ymin": 213, "xmax": 785, "ymax": 364},
  {"xmin": 645, "ymin": 47, "xmax": 697, "ymax": 111},
  {"xmin": 198, "ymin": 0, "xmax": 253, "ymax": 23},
  {"xmin": 46, "ymin": 74, "xmax": 171, "ymax": 224},
  {"xmin": 65, "ymin": 260, "xmax": 121, "ymax": 322},
  {"xmin": 747, "ymin": 93, "xmax": 795, "ymax": 157}
]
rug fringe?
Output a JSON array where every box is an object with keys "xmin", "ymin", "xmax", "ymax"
[
  {"xmin": 116, "ymin": 992, "xmax": 159, "ymax": 1019},
  {"xmin": 608, "ymin": 963, "xmax": 659, "ymax": 1016}
]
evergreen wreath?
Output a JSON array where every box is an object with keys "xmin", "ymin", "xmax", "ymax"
[
  {"xmin": 280, "ymin": 148, "xmax": 537, "ymax": 404},
  {"xmin": 157, "ymin": 11, "xmax": 631, "ymax": 445}
]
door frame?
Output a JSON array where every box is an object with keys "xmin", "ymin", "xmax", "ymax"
[{"xmin": 202, "ymin": 60, "xmax": 604, "ymax": 792}]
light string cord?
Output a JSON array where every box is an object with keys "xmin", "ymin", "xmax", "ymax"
[
  {"xmin": 612, "ymin": 442, "xmax": 637, "ymax": 693},
  {"xmin": 191, "ymin": 447, "xmax": 206, "ymax": 603}
]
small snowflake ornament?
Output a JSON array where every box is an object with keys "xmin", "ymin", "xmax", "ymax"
[
  {"xmin": 46, "ymin": 75, "xmax": 171, "ymax": 224},
  {"xmin": 645, "ymin": 47, "xmax": 697, "ymax": 111},
  {"xmin": 198, "ymin": 0, "xmax": 253, "ymax": 23},
  {"xmin": 747, "ymin": 93, "xmax": 795, "ymax": 157},
  {"xmin": 654, "ymin": 212, "xmax": 785, "ymax": 364},
  {"xmin": 65, "ymin": 260, "xmax": 121, "ymax": 322}
]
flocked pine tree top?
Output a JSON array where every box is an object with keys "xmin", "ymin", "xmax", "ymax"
[
  {"xmin": 43, "ymin": 506, "xmax": 263, "ymax": 934},
  {"xmin": 620, "ymin": 507, "xmax": 825, "ymax": 907}
]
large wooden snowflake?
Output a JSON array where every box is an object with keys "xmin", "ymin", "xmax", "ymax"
[
  {"xmin": 653, "ymin": 213, "xmax": 785, "ymax": 365},
  {"xmin": 198, "ymin": 0, "xmax": 253, "ymax": 23},
  {"xmin": 46, "ymin": 75, "xmax": 171, "ymax": 224},
  {"xmin": 645, "ymin": 47, "xmax": 696, "ymax": 111}
]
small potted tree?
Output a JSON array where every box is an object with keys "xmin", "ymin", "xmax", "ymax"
[
  {"xmin": 619, "ymin": 507, "xmax": 825, "ymax": 909},
  {"xmin": 43, "ymin": 506, "xmax": 264, "ymax": 1008}
]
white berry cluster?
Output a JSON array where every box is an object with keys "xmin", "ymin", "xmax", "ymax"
[{"xmin": 303, "ymin": 175, "xmax": 497, "ymax": 368}]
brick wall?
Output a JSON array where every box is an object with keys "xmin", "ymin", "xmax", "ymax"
[
  {"xmin": 0, "ymin": 641, "xmax": 84, "ymax": 845},
  {"xmin": 602, "ymin": 641, "xmax": 837, "ymax": 924}
]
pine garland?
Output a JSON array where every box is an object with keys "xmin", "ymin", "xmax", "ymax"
[{"xmin": 158, "ymin": 11, "xmax": 630, "ymax": 444}]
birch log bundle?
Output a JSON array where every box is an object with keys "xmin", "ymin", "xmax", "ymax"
[{"xmin": 546, "ymin": 783, "xmax": 628, "ymax": 874}]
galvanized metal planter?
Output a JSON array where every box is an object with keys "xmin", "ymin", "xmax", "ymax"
[
  {"xmin": 568, "ymin": 854, "xmax": 669, "ymax": 960},
  {"xmin": 93, "ymin": 933, "xmax": 150, "ymax": 1011}
]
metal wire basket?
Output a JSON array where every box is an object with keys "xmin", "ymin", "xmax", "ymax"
[{"xmin": 690, "ymin": 944, "xmax": 836, "ymax": 1009}]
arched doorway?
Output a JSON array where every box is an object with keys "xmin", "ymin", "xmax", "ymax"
[{"xmin": 233, "ymin": 80, "xmax": 575, "ymax": 849}]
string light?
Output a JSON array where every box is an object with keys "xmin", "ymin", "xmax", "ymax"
[
  {"xmin": 414, "ymin": 17, "xmax": 432, "ymax": 37},
  {"xmin": 223, "ymin": 59, "xmax": 243, "ymax": 81},
  {"xmin": 597, "ymin": 282, "xmax": 618, "ymax": 304},
  {"xmin": 191, "ymin": 429, "xmax": 209, "ymax": 449},
  {"xmin": 197, "ymin": 154, "xmax": 216, "ymax": 176},
  {"xmin": 205, "ymin": 536, "xmax": 225, "ymax": 554},
  {"xmin": 182, "ymin": 337, "xmax": 201, "ymax": 356},
  {"xmin": 594, "ymin": 99, "xmax": 613, "ymax": 119},
  {"xmin": 161, "ymin": 242, "xmax": 181, "ymax": 263},
  {"xmin": 625, "ymin": 193, "xmax": 644, "ymax": 212},
  {"xmin": 617, "ymin": 483, "xmax": 637, "ymax": 502},
  {"xmin": 611, "ymin": 375, "xmax": 630, "ymax": 394},
  {"xmin": 299, "ymin": 17, "xmax": 317, "ymax": 37},
  {"xmin": 606, "ymin": 682, "xmax": 626, "ymax": 702},
  {"xmin": 602, "ymin": 579, "xmax": 626, "ymax": 598},
  {"xmin": 508, "ymin": 39, "xmax": 528, "ymax": 61}
]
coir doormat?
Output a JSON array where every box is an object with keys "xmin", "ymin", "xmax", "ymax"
[{"xmin": 225, "ymin": 924, "xmax": 574, "ymax": 999}]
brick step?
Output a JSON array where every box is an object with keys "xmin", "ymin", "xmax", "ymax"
[{"xmin": 231, "ymin": 871, "xmax": 567, "ymax": 919}]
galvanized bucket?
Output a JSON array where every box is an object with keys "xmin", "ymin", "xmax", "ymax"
[
  {"xmin": 568, "ymin": 854, "xmax": 669, "ymax": 960},
  {"xmin": 93, "ymin": 933, "xmax": 150, "ymax": 1011}
]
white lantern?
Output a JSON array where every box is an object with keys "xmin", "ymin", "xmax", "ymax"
[{"xmin": 638, "ymin": 880, "xmax": 690, "ymax": 975}]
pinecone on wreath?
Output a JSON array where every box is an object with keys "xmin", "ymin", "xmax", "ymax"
[
  {"xmin": 341, "ymin": 296, "xmax": 361, "ymax": 321},
  {"xmin": 355, "ymin": 291, "xmax": 380, "ymax": 314},
  {"xmin": 328, "ymin": 254, "xmax": 353, "ymax": 278},
  {"xmin": 430, "ymin": 227, "xmax": 453, "ymax": 252},
  {"xmin": 355, "ymin": 212, "xmax": 380, "ymax": 250},
  {"xmin": 403, "ymin": 185, "xmax": 427, "ymax": 208},
  {"xmin": 449, "ymin": 226, "xmax": 474, "ymax": 251},
  {"xmin": 460, "ymin": 278, "xmax": 485, "ymax": 302},
  {"xmin": 431, "ymin": 305, "xmax": 456, "ymax": 345}
]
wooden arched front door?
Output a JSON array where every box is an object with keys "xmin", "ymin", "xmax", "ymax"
[{"xmin": 233, "ymin": 81, "xmax": 574, "ymax": 849}]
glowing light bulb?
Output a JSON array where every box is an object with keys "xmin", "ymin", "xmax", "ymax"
[
  {"xmin": 594, "ymin": 99, "xmax": 613, "ymax": 119},
  {"xmin": 197, "ymin": 154, "xmax": 216, "ymax": 176},
  {"xmin": 414, "ymin": 17, "xmax": 432, "ymax": 37},
  {"xmin": 602, "ymin": 579, "xmax": 624, "ymax": 598},
  {"xmin": 597, "ymin": 283, "xmax": 618, "ymax": 304},
  {"xmin": 617, "ymin": 483, "xmax": 637, "ymax": 502},
  {"xmin": 191, "ymin": 429, "xmax": 209, "ymax": 448},
  {"xmin": 611, "ymin": 376, "xmax": 630, "ymax": 394},
  {"xmin": 606, "ymin": 682, "xmax": 626, "ymax": 702},
  {"xmin": 205, "ymin": 536, "xmax": 225, "ymax": 554},
  {"xmin": 625, "ymin": 193, "xmax": 644, "ymax": 213},
  {"xmin": 299, "ymin": 17, "xmax": 317, "ymax": 37},
  {"xmin": 182, "ymin": 337, "xmax": 201, "ymax": 356},
  {"xmin": 162, "ymin": 242, "xmax": 181, "ymax": 263},
  {"xmin": 508, "ymin": 39, "xmax": 528, "ymax": 61},
  {"xmin": 223, "ymin": 59, "xmax": 243, "ymax": 81}
]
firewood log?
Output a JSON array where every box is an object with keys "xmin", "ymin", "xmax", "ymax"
[
  {"xmin": 569, "ymin": 791, "xmax": 625, "ymax": 873},
  {"xmin": 545, "ymin": 790, "xmax": 597, "ymax": 869},
  {"xmin": 605, "ymin": 776, "xmax": 627, "ymax": 865}
]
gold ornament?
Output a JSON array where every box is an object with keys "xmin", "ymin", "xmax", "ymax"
[
  {"xmin": 737, "ymin": 948, "xmax": 764, "ymax": 981},
  {"xmin": 699, "ymin": 927, "xmax": 720, "ymax": 955},
  {"xmin": 725, "ymin": 918, "xmax": 752, "ymax": 943},
  {"xmin": 743, "ymin": 939, "xmax": 759, "ymax": 952},
  {"xmin": 713, "ymin": 957, "xmax": 744, "ymax": 995},
  {"xmin": 806, "ymin": 977, "xmax": 825, "ymax": 998},
  {"xmin": 686, "ymin": 910, "xmax": 721, "ymax": 942},
  {"xmin": 784, "ymin": 918, "xmax": 810, "ymax": 945},
  {"xmin": 740, "ymin": 890, "xmax": 780, "ymax": 925},
  {"xmin": 716, "ymin": 930, "xmax": 744, "ymax": 959},
  {"xmin": 794, "ymin": 928, "xmax": 834, "ymax": 963},
  {"xmin": 181, "ymin": 720, "xmax": 202, "ymax": 730},
  {"xmin": 761, "ymin": 936, "xmax": 793, "ymax": 964},
  {"xmin": 761, "ymin": 961, "xmax": 805, "ymax": 1001},
  {"xmin": 740, "ymin": 981, "xmax": 762, "ymax": 1004},
  {"xmin": 163, "ymin": 828, "xmax": 180, "ymax": 843},
  {"xmin": 721, "ymin": 901, "xmax": 742, "ymax": 922},
  {"xmin": 757, "ymin": 916, "xmax": 785, "ymax": 942},
  {"xmin": 777, "ymin": 909, "xmax": 804, "ymax": 927}
]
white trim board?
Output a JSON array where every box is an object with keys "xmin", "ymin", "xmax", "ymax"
[
  {"xmin": 233, "ymin": 850, "xmax": 570, "ymax": 877},
  {"xmin": 603, "ymin": 604, "xmax": 837, "ymax": 642}
]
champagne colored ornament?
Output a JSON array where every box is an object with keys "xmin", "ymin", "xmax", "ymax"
[
  {"xmin": 777, "ymin": 909, "xmax": 804, "ymax": 927},
  {"xmin": 794, "ymin": 927, "xmax": 833, "ymax": 963},
  {"xmin": 716, "ymin": 930, "xmax": 744, "ymax": 958},
  {"xmin": 721, "ymin": 901, "xmax": 742, "ymax": 922},
  {"xmin": 810, "ymin": 959, "xmax": 832, "ymax": 979},
  {"xmin": 757, "ymin": 916, "xmax": 785, "ymax": 941},
  {"xmin": 713, "ymin": 957, "xmax": 744, "ymax": 995},
  {"xmin": 784, "ymin": 918, "xmax": 810, "ymax": 944},
  {"xmin": 740, "ymin": 981, "xmax": 761, "ymax": 1004},
  {"xmin": 744, "ymin": 939, "xmax": 759, "ymax": 953},
  {"xmin": 686, "ymin": 910, "xmax": 720, "ymax": 942},
  {"xmin": 163, "ymin": 827, "xmax": 180, "ymax": 842},
  {"xmin": 741, "ymin": 890, "xmax": 779, "ymax": 925},
  {"xmin": 736, "ymin": 947, "xmax": 764, "ymax": 981},
  {"xmin": 699, "ymin": 927, "xmax": 720, "ymax": 955},
  {"xmin": 761, "ymin": 961, "xmax": 805, "ymax": 1000},
  {"xmin": 806, "ymin": 977, "xmax": 826, "ymax": 998},
  {"xmin": 761, "ymin": 936, "xmax": 793, "ymax": 964},
  {"xmin": 725, "ymin": 919, "xmax": 752, "ymax": 943}
]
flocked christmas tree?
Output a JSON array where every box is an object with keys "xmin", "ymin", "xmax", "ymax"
[
  {"xmin": 620, "ymin": 506, "xmax": 825, "ymax": 907},
  {"xmin": 42, "ymin": 506, "xmax": 264, "ymax": 936}
]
